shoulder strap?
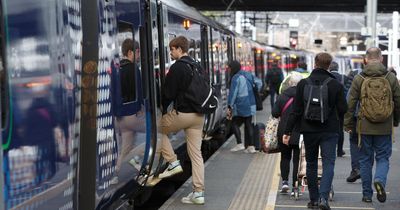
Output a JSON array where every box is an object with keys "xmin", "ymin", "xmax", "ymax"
[
  {"xmin": 305, "ymin": 77, "xmax": 313, "ymax": 85},
  {"xmin": 282, "ymin": 97, "xmax": 294, "ymax": 114},
  {"xmin": 384, "ymin": 71, "xmax": 391, "ymax": 79},
  {"xmin": 322, "ymin": 77, "xmax": 333, "ymax": 86}
]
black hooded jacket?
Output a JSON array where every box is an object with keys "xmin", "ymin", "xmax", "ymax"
[
  {"xmin": 284, "ymin": 68, "xmax": 348, "ymax": 134},
  {"xmin": 120, "ymin": 59, "xmax": 136, "ymax": 103},
  {"xmin": 272, "ymin": 86, "xmax": 300, "ymax": 145},
  {"xmin": 162, "ymin": 56, "xmax": 197, "ymax": 113}
]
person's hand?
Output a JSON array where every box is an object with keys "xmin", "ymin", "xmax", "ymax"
[
  {"xmin": 283, "ymin": 134, "xmax": 290, "ymax": 145},
  {"xmin": 226, "ymin": 108, "xmax": 232, "ymax": 120},
  {"xmin": 344, "ymin": 128, "xmax": 352, "ymax": 133}
]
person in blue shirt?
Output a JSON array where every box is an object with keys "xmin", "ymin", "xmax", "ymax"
[{"xmin": 227, "ymin": 60, "xmax": 257, "ymax": 153}]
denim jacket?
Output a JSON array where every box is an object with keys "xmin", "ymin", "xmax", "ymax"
[{"xmin": 228, "ymin": 70, "xmax": 256, "ymax": 117}]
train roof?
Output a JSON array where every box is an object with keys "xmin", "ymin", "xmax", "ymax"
[{"xmin": 160, "ymin": 0, "xmax": 226, "ymax": 32}]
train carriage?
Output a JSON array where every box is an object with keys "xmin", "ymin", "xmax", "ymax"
[{"xmin": 0, "ymin": 0, "xmax": 322, "ymax": 209}]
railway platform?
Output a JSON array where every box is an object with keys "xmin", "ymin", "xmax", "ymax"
[{"xmin": 160, "ymin": 100, "xmax": 400, "ymax": 210}]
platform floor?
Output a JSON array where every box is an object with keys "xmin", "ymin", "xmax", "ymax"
[{"xmin": 160, "ymin": 100, "xmax": 400, "ymax": 210}]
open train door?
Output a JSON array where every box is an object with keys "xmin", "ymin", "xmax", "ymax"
[{"xmin": 0, "ymin": 1, "xmax": 6, "ymax": 208}]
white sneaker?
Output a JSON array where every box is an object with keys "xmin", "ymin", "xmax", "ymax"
[
  {"xmin": 110, "ymin": 176, "xmax": 119, "ymax": 185},
  {"xmin": 158, "ymin": 160, "xmax": 183, "ymax": 179},
  {"xmin": 230, "ymin": 143, "xmax": 245, "ymax": 152},
  {"xmin": 181, "ymin": 191, "xmax": 205, "ymax": 205},
  {"xmin": 244, "ymin": 146, "xmax": 257, "ymax": 154},
  {"xmin": 280, "ymin": 181, "xmax": 289, "ymax": 193}
]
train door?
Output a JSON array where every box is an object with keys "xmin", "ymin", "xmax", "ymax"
[
  {"xmin": 0, "ymin": 2, "xmax": 5, "ymax": 208},
  {"xmin": 254, "ymin": 47, "xmax": 265, "ymax": 80},
  {"xmin": 1, "ymin": 0, "xmax": 82, "ymax": 209},
  {"xmin": 158, "ymin": 4, "xmax": 204, "ymax": 147},
  {"xmin": 109, "ymin": 0, "xmax": 150, "ymax": 193},
  {"xmin": 138, "ymin": 0, "xmax": 162, "ymax": 184}
]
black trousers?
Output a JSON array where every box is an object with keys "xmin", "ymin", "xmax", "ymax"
[
  {"xmin": 232, "ymin": 116, "xmax": 254, "ymax": 147},
  {"xmin": 279, "ymin": 141, "xmax": 300, "ymax": 187},
  {"xmin": 337, "ymin": 116, "xmax": 344, "ymax": 155}
]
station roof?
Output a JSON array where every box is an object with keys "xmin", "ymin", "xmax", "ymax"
[{"xmin": 182, "ymin": 0, "xmax": 400, "ymax": 13}]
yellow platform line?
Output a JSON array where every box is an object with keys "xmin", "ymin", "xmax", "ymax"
[
  {"xmin": 264, "ymin": 155, "xmax": 281, "ymax": 210},
  {"xmin": 275, "ymin": 204, "xmax": 375, "ymax": 210}
]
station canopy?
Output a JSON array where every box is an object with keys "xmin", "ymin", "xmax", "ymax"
[{"xmin": 182, "ymin": 0, "xmax": 400, "ymax": 12}]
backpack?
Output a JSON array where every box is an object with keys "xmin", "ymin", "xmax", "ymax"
[
  {"xmin": 268, "ymin": 68, "xmax": 282, "ymax": 84},
  {"xmin": 177, "ymin": 59, "xmax": 219, "ymax": 114},
  {"xmin": 303, "ymin": 77, "xmax": 333, "ymax": 123},
  {"xmin": 359, "ymin": 72, "xmax": 393, "ymax": 122},
  {"xmin": 248, "ymin": 76, "xmax": 263, "ymax": 111}
]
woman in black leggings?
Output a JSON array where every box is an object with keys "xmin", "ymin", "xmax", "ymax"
[{"xmin": 271, "ymin": 72, "xmax": 303, "ymax": 195}]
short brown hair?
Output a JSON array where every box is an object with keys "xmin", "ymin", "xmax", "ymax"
[
  {"xmin": 122, "ymin": 38, "xmax": 134, "ymax": 56},
  {"xmin": 366, "ymin": 47, "xmax": 382, "ymax": 60},
  {"xmin": 315, "ymin": 52, "xmax": 333, "ymax": 70},
  {"xmin": 169, "ymin": 36, "xmax": 189, "ymax": 53}
]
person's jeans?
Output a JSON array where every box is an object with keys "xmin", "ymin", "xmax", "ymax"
[
  {"xmin": 304, "ymin": 132, "xmax": 338, "ymax": 201},
  {"xmin": 359, "ymin": 134, "xmax": 392, "ymax": 198},
  {"xmin": 269, "ymin": 85, "xmax": 279, "ymax": 109},
  {"xmin": 349, "ymin": 131, "xmax": 360, "ymax": 171},
  {"xmin": 337, "ymin": 116, "xmax": 344, "ymax": 155}
]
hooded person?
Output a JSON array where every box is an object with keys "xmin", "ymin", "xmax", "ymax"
[
  {"xmin": 272, "ymin": 72, "xmax": 303, "ymax": 195},
  {"xmin": 227, "ymin": 60, "xmax": 258, "ymax": 153}
]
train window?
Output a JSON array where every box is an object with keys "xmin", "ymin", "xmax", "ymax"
[
  {"xmin": 117, "ymin": 21, "xmax": 138, "ymax": 104},
  {"xmin": 188, "ymin": 39, "xmax": 196, "ymax": 59},
  {"xmin": 167, "ymin": 34, "xmax": 176, "ymax": 70}
]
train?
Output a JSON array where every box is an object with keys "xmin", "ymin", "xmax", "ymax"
[{"xmin": 0, "ymin": 0, "xmax": 327, "ymax": 209}]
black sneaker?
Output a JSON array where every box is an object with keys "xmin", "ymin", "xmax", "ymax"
[
  {"xmin": 374, "ymin": 181, "xmax": 386, "ymax": 203},
  {"xmin": 307, "ymin": 201, "xmax": 319, "ymax": 209},
  {"xmin": 362, "ymin": 196, "xmax": 372, "ymax": 203},
  {"xmin": 346, "ymin": 169, "xmax": 361, "ymax": 183},
  {"xmin": 337, "ymin": 150, "xmax": 346, "ymax": 157},
  {"xmin": 319, "ymin": 198, "xmax": 331, "ymax": 210}
]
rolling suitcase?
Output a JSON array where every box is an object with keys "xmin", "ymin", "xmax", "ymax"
[{"xmin": 253, "ymin": 122, "xmax": 267, "ymax": 152}]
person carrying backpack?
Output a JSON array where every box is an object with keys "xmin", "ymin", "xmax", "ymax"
[
  {"xmin": 328, "ymin": 61, "xmax": 350, "ymax": 157},
  {"xmin": 283, "ymin": 53, "xmax": 347, "ymax": 210},
  {"xmin": 158, "ymin": 36, "xmax": 206, "ymax": 205},
  {"xmin": 266, "ymin": 61, "xmax": 284, "ymax": 109},
  {"xmin": 344, "ymin": 47, "xmax": 400, "ymax": 204},
  {"xmin": 227, "ymin": 60, "xmax": 258, "ymax": 153}
]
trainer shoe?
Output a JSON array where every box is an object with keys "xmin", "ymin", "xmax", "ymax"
[
  {"xmin": 346, "ymin": 169, "xmax": 361, "ymax": 183},
  {"xmin": 158, "ymin": 160, "xmax": 183, "ymax": 179},
  {"xmin": 307, "ymin": 200, "xmax": 318, "ymax": 209},
  {"xmin": 280, "ymin": 181, "xmax": 289, "ymax": 193},
  {"xmin": 374, "ymin": 181, "xmax": 386, "ymax": 203},
  {"xmin": 230, "ymin": 143, "xmax": 245, "ymax": 152},
  {"xmin": 181, "ymin": 191, "xmax": 205, "ymax": 205},
  {"xmin": 362, "ymin": 196, "xmax": 372, "ymax": 203},
  {"xmin": 318, "ymin": 197, "xmax": 331, "ymax": 210},
  {"xmin": 244, "ymin": 146, "xmax": 257, "ymax": 153}
]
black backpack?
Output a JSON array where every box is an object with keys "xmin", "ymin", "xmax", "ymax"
[
  {"xmin": 269, "ymin": 68, "xmax": 282, "ymax": 84},
  {"xmin": 177, "ymin": 59, "xmax": 219, "ymax": 114},
  {"xmin": 303, "ymin": 77, "xmax": 333, "ymax": 123}
]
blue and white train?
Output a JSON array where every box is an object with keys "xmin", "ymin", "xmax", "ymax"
[{"xmin": 0, "ymin": 0, "xmax": 316, "ymax": 209}]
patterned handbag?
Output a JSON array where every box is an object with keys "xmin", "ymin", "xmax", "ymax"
[
  {"xmin": 264, "ymin": 97, "xmax": 294, "ymax": 153},
  {"xmin": 264, "ymin": 116, "xmax": 280, "ymax": 153}
]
